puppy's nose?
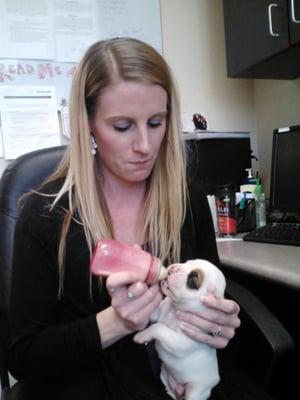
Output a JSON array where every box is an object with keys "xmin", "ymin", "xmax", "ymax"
[
  {"xmin": 167, "ymin": 264, "xmax": 181, "ymax": 275},
  {"xmin": 187, "ymin": 269, "xmax": 204, "ymax": 290}
]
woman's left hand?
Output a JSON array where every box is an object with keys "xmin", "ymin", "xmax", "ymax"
[{"xmin": 176, "ymin": 295, "xmax": 241, "ymax": 349}]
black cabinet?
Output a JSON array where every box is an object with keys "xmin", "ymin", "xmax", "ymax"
[
  {"xmin": 223, "ymin": 0, "xmax": 300, "ymax": 79},
  {"xmin": 289, "ymin": 0, "xmax": 300, "ymax": 43}
]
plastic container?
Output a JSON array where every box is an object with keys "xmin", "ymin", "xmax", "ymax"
[
  {"xmin": 240, "ymin": 168, "xmax": 257, "ymax": 194},
  {"xmin": 215, "ymin": 184, "xmax": 237, "ymax": 237},
  {"xmin": 90, "ymin": 239, "xmax": 167, "ymax": 284},
  {"xmin": 254, "ymin": 182, "xmax": 266, "ymax": 228}
]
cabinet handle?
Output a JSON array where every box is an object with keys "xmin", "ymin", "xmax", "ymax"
[
  {"xmin": 291, "ymin": 0, "xmax": 300, "ymax": 23},
  {"xmin": 268, "ymin": 3, "xmax": 280, "ymax": 37}
]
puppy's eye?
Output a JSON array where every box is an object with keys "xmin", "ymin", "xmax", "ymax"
[{"xmin": 187, "ymin": 269, "xmax": 204, "ymax": 290}]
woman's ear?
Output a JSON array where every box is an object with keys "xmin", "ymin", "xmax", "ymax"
[
  {"xmin": 90, "ymin": 134, "xmax": 98, "ymax": 155},
  {"xmin": 88, "ymin": 120, "xmax": 94, "ymax": 134}
]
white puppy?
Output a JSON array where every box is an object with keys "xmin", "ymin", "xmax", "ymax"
[{"xmin": 134, "ymin": 259, "xmax": 226, "ymax": 400}]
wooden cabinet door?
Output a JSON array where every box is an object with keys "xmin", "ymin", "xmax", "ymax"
[
  {"xmin": 289, "ymin": 0, "xmax": 300, "ymax": 44},
  {"xmin": 223, "ymin": 0, "xmax": 290, "ymax": 77}
]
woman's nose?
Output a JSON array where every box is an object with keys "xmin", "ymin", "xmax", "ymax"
[{"xmin": 132, "ymin": 127, "xmax": 151, "ymax": 154}]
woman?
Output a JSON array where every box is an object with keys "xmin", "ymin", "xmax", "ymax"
[{"xmin": 10, "ymin": 38, "xmax": 271, "ymax": 399}]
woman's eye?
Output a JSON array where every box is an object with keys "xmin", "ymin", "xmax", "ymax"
[
  {"xmin": 113, "ymin": 123, "xmax": 131, "ymax": 132},
  {"xmin": 148, "ymin": 118, "xmax": 163, "ymax": 128}
]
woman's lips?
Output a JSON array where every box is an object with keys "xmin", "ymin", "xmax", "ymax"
[
  {"xmin": 129, "ymin": 158, "xmax": 153, "ymax": 168},
  {"xmin": 130, "ymin": 158, "xmax": 152, "ymax": 164}
]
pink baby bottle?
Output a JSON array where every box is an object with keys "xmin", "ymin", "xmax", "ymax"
[{"xmin": 90, "ymin": 239, "xmax": 167, "ymax": 284}]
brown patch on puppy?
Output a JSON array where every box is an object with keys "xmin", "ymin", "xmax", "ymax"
[{"xmin": 187, "ymin": 269, "xmax": 204, "ymax": 290}]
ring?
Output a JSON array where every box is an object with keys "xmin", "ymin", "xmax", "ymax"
[
  {"xmin": 127, "ymin": 291, "xmax": 134, "ymax": 299},
  {"xmin": 210, "ymin": 327, "xmax": 222, "ymax": 337}
]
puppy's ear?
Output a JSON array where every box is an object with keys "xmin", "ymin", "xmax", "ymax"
[{"xmin": 187, "ymin": 269, "xmax": 204, "ymax": 290}]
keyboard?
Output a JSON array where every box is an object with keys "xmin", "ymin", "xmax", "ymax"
[{"xmin": 243, "ymin": 223, "xmax": 300, "ymax": 246}]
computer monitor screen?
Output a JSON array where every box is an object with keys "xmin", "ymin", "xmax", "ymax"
[{"xmin": 270, "ymin": 125, "xmax": 300, "ymax": 213}]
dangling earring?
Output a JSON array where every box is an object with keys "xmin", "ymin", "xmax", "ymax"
[{"xmin": 91, "ymin": 135, "xmax": 98, "ymax": 155}]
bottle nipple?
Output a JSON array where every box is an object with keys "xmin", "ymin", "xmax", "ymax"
[
  {"xmin": 146, "ymin": 259, "xmax": 167, "ymax": 284},
  {"xmin": 157, "ymin": 264, "xmax": 168, "ymax": 281}
]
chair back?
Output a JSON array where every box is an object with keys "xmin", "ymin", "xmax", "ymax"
[{"xmin": 0, "ymin": 146, "xmax": 66, "ymax": 390}]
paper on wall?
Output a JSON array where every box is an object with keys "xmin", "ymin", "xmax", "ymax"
[
  {"xmin": 0, "ymin": 125, "xmax": 3, "ymax": 158},
  {"xmin": 0, "ymin": 0, "xmax": 55, "ymax": 60},
  {"xmin": 0, "ymin": 0, "xmax": 162, "ymax": 63},
  {"xmin": 0, "ymin": 86, "xmax": 60, "ymax": 159},
  {"xmin": 54, "ymin": 0, "xmax": 100, "ymax": 62}
]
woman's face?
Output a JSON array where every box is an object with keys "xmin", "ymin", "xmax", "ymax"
[{"xmin": 89, "ymin": 80, "xmax": 168, "ymax": 186}]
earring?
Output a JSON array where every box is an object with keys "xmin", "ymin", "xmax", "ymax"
[{"xmin": 91, "ymin": 135, "xmax": 98, "ymax": 155}]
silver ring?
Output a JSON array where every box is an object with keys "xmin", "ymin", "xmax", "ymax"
[
  {"xmin": 127, "ymin": 291, "xmax": 134, "ymax": 299},
  {"xmin": 210, "ymin": 326, "xmax": 222, "ymax": 337}
]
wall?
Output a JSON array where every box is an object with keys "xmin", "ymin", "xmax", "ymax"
[
  {"xmin": 160, "ymin": 0, "xmax": 255, "ymax": 132},
  {"xmin": 253, "ymin": 80, "xmax": 300, "ymax": 195},
  {"xmin": 3, "ymin": 0, "xmax": 299, "ymax": 195},
  {"xmin": 160, "ymin": 0, "xmax": 300, "ymax": 197},
  {"xmin": 0, "ymin": 0, "xmax": 257, "ymax": 177}
]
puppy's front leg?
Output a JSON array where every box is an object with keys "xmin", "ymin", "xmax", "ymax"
[
  {"xmin": 185, "ymin": 381, "xmax": 215, "ymax": 400},
  {"xmin": 134, "ymin": 323, "xmax": 183, "ymax": 354}
]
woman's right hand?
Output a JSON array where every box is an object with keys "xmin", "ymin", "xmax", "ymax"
[{"xmin": 106, "ymin": 271, "xmax": 163, "ymax": 332}]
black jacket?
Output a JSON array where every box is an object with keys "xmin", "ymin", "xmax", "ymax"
[{"xmin": 9, "ymin": 181, "xmax": 271, "ymax": 400}]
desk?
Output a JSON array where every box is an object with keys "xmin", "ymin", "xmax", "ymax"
[{"xmin": 217, "ymin": 239, "xmax": 300, "ymax": 290}]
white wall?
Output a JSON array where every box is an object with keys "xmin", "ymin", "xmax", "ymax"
[
  {"xmin": 160, "ymin": 0, "xmax": 258, "ymax": 174},
  {"xmin": 253, "ymin": 80, "xmax": 300, "ymax": 195},
  {"xmin": 160, "ymin": 0, "xmax": 255, "ymax": 132}
]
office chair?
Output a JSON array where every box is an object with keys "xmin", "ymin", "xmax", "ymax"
[
  {"xmin": 0, "ymin": 146, "xmax": 66, "ymax": 399},
  {"xmin": 0, "ymin": 146, "xmax": 295, "ymax": 400}
]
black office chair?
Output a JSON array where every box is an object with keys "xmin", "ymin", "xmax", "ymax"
[
  {"xmin": 0, "ymin": 146, "xmax": 66, "ymax": 399},
  {"xmin": 0, "ymin": 146, "xmax": 295, "ymax": 400}
]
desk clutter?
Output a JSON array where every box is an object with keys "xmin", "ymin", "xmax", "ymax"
[
  {"xmin": 203, "ymin": 124, "xmax": 300, "ymax": 247},
  {"xmin": 207, "ymin": 169, "xmax": 267, "ymax": 238},
  {"xmin": 207, "ymin": 165, "xmax": 299, "ymax": 247}
]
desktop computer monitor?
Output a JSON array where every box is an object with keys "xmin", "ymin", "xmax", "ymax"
[{"xmin": 270, "ymin": 125, "xmax": 300, "ymax": 213}]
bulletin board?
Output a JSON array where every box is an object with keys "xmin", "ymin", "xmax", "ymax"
[{"xmin": 0, "ymin": 0, "xmax": 162, "ymax": 160}]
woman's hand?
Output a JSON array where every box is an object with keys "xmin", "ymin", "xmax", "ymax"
[
  {"xmin": 106, "ymin": 271, "xmax": 163, "ymax": 332},
  {"xmin": 176, "ymin": 294, "xmax": 241, "ymax": 349}
]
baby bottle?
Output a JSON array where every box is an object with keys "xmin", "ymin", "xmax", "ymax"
[{"xmin": 90, "ymin": 239, "xmax": 167, "ymax": 284}]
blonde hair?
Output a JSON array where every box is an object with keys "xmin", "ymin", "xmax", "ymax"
[{"xmin": 44, "ymin": 38, "xmax": 187, "ymax": 293}]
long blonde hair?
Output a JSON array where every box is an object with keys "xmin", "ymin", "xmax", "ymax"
[{"xmin": 44, "ymin": 38, "xmax": 187, "ymax": 292}]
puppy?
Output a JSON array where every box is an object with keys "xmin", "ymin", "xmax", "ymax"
[{"xmin": 134, "ymin": 259, "xmax": 226, "ymax": 400}]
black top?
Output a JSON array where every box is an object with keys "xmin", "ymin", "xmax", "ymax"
[{"xmin": 9, "ymin": 181, "xmax": 272, "ymax": 400}]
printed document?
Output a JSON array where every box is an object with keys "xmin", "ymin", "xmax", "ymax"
[{"xmin": 0, "ymin": 86, "xmax": 60, "ymax": 159}]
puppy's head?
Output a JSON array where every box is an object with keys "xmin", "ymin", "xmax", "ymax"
[{"xmin": 160, "ymin": 259, "xmax": 226, "ymax": 312}]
